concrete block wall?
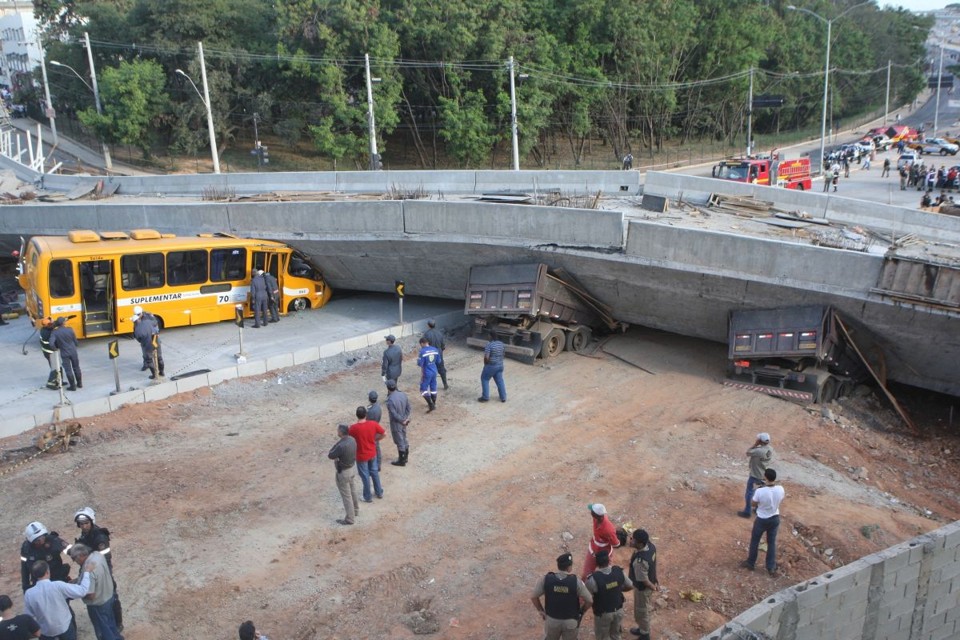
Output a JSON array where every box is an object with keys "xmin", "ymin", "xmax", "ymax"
[{"xmin": 702, "ymin": 520, "xmax": 960, "ymax": 640}]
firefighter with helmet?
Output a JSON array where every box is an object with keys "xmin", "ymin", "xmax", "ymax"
[
  {"xmin": 74, "ymin": 507, "xmax": 124, "ymax": 630},
  {"xmin": 20, "ymin": 521, "xmax": 70, "ymax": 592}
]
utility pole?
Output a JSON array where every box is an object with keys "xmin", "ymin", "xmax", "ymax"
[
  {"xmin": 365, "ymin": 53, "xmax": 380, "ymax": 170},
  {"xmin": 252, "ymin": 112, "xmax": 261, "ymax": 172},
  {"xmin": 746, "ymin": 67, "xmax": 754, "ymax": 157},
  {"xmin": 36, "ymin": 39, "xmax": 58, "ymax": 145},
  {"xmin": 84, "ymin": 32, "xmax": 111, "ymax": 170},
  {"xmin": 509, "ymin": 56, "xmax": 520, "ymax": 171},
  {"xmin": 935, "ymin": 44, "xmax": 945, "ymax": 137},
  {"xmin": 883, "ymin": 59, "xmax": 891, "ymax": 126},
  {"xmin": 198, "ymin": 42, "xmax": 220, "ymax": 174}
]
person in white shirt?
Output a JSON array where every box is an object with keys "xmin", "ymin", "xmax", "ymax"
[{"xmin": 740, "ymin": 468, "xmax": 785, "ymax": 576}]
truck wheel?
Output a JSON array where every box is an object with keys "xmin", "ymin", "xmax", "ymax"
[
  {"xmin": 818, "ymin": 378, "xmax": 838, "ymax": 404},
  {"xmin": 796, "ymin": 184, "xmax": 805, "ymax": 191},
  {"xmin": 541, "ymin": 329, "xmax": 565, "ymax": 358},
  {"xmin": 565, "ymin": 326, "xmax": 592, "ymax": 353}
]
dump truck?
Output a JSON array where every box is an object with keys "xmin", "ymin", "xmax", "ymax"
[
  {"xmin": 724, "ymin": 306, "xmax": 867, "ymax": 403},
  {"xmin": 464, "ymin": 263, "xmax": 621, "ymax": 362}
]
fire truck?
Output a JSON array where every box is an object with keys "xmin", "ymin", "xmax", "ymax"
[{"xmin": 711, "ymin": 152, "xmax": 812, "ymax": 190}]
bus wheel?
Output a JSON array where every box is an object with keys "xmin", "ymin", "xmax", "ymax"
[
  {"xmin": 540, "ymin": 329, "xmax": 565, "ymax": 358},
  {"xmin": 818, "ymin": 377, "xmax": 838, "ymax": 404},
  {"xmin": 290, "ymin": 297, "xmax": 309, "ymax": 312},
  {"xmin": 796, "ymin": 184, "xmax": 805, "ymax": 191}
]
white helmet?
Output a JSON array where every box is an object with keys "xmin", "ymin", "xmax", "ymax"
[
  {"xmin": 24, "ymin": 521, "xmax": 48, "ymax": 542},
  {"xmin": 74, "ymin": 507, "xmax": 96, "ymax": 525}
]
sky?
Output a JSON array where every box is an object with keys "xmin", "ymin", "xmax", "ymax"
[{"xmin": 887, "ymin": 1, "xmax": 952, "ymax": 10}]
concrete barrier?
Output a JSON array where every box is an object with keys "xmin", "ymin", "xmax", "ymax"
[
  {"xmin": 643, "ymin": 171, "xmax": 960, "ymax": 240},
  {"xmin": 0, "ymin": 309, "xmax": 467, "ymax": 434},
  {"xmin": 702, "ymin": 520, "xmax": 960, "ymax": 640},
  {"xmin": 39, "ymin": 169, "xmax": 639, "ymax": 198}
]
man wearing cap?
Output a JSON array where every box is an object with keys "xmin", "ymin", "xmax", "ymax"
[
  {"xmin": 416, "ymin": 336, "xmax": 441, "ymax": 412},
  {"xmin": 249, "ymin": 270, "xmax": 269, "ymax": 328},
  {"xmin": 74, "ymin": 508, "xmax": 122, "ymax": 630},
  {"xmin": 586, "ymin": 549, "xmax": 633, "ymax": 640},
  {"xmin": 738, "ymin": 433, "xmax": 774, "ymax": 518},
  {"xmin": 328, "ymin": 423, "xmax": 359, "ymax": 525},
  {"xmin": 263, "ymin": 270, "xmax": 280, "ymax": 323},
  {"xmin": 628, "ymin": 529, "xmax": 659, "ymax": 640},
  {"xmin": 49, "ymin": 318, "xmax": 81, "ymax": 391},
  {"xmin": 423, "ymin": 319, "xmax": 449, "ymax": 390},
  {"xmin": 385, "ymin": 379, "xmax": 412, "ymax": 466},
  {"xmin": 582, "ymin": 504, "xmax": 620, "ymax": 580},
  {"xmin": 531, "ymin": 553, "xmax": 592, "ymax": 639},
  {"xmin": 366, "ymin": 391, "xmax": 383, "ymax": 468},
  {"xmin": 348, "ymin": 406, "xmax": 385, "ymax": 502},
  {"xmin": 741, "ymin": 468, "xmax": 785, "ymax": 576},
  {"xmin": 39, "ymin": 317, "xmax": 62, "ymax": 390},
  {"xmin": 132, "ymin": 306, "xmax": 164, "ymax": 379},
  {"xmin": 381, "ymin": 335, "xmax": 402, "ymax": 383}
]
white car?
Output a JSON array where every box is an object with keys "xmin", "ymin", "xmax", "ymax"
[
  {"xmin": 917, "ymin": 138, "xmax": 959, "ymax": 156},
  {"xmin": 897, "ymin": 150, "xmax": 920, "ymax": 170},
  {"xmin": 871, "ymin": 134, "xmax": 893, "ymax": 151},
  {"xmin": 854, "ymin": 139, "xmax": 875, "ymax": 155}
]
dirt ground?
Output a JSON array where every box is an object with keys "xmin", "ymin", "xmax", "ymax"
[{"xmin": 2, "ymin": 326, "xmax": 959, "ymax": 640}]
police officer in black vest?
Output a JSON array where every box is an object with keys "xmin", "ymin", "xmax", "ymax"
[
  {"xmin": 628, "ymin": 529, "xmax": 659, "ymax": 640},
  {"xmin": 20, "ymin": 522, "xmax": 70, "ymax": 593},
  {"xmin": 585, "ymin": 549, "xmax": 633, "ymax": 640},
  {"xmin": 531, "ymin": 552, "xmax": 592, "ymax": 639}
]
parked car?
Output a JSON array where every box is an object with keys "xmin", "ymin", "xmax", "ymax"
[
  {"xmin": 915, "ymin": 138, "xmax": 959, "ymax": 156},
  {"xmin": 897, "ymin": 150, "xmax": 921, "ymax": 170},
  {"xmin": 854, "ymin": 139, "xmax": 875, "ymax": 155},
  {"xmin": 871, "ymin": 134, "xmax": 893, "ymax": 151}
]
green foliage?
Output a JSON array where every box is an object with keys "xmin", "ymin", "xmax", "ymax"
[
  {"xmin": 77, "ymin": 60, "xmax": 169, "ymax": 156},
  {"xmin": 438, "ymin": 90, "xmax": 496, "ymax": 167},
  {"xmin": 36, "ymin": 0, "xmax": 935, "ymax": 166}
]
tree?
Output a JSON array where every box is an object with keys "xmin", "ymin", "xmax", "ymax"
[
  {"xmin": 438, "ymin": 89, "xmax": 496, "ymax": 167},
  {"xmin": 78, "ymin": 60, "xmax": 169, "ymax": 157}
]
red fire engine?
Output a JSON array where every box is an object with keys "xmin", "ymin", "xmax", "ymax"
[{"xmin": 711, "ymin": 152, "xmax": 812, "ymax": 190}]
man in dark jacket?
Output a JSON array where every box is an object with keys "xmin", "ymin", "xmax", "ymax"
[
  {"xmin": 327, "ymin": 424, "xmax": 359, "ymax": 525},
  {"xmin": 385, "ymin": 379, "xmax": 411, "ymax": 466},
  {"xmin": 20, "ymin": 522, "xmax": 70, "ymax": 593},
  {"xmin": 50, "ymin": 318, "xmax": 81, "ymax": 391},
  {"xmin": 249, "ymin": 270, "xmax": 269, "ymax": 328},
  {"xmin": 132, "ymin": 306, "xmax": 164, "ymax": 379},
  {"xmin": 628, "ymin": 529, "xmax": 659, "ymax": 640},
  {"xmin": 381, "ymin": 335, "xmax": 402, "ymax": 383},
  {"xmin": 586, "ymin": 550, "xmax": 633, "ymax": 640},
  {"xmin": 531, "ymin": 553, "xmax": 592, "ymax": 639},
  {"xmin": 264, "ymin": 271, "xmax": 280, "ymax": 323},
  {"xmin": 39, "ymin": 317, "xmax": 61, "ymax": 390}
]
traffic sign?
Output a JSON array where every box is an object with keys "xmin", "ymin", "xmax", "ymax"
[
  {"xmin": 108, "ymin": 340, "xmax": 119, "ymax": 359},
  {"xmin": 395, "ymin": 280, "xmax": 405, "ymax": 299}
]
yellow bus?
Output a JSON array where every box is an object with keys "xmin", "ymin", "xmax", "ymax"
[{"xmin": 16, "ymin": 229, "xmax": 332, "ymax": 338}]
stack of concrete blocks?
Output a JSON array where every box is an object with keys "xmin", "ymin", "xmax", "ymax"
[{"xmin": 702, "ymin": 520, "xmax": 960, "ymax": 640}]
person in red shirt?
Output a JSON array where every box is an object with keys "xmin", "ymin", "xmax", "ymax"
[
  {"xmin": 582, "ymin": 503, "xmax": 621, "ymax": 580},
  {"xmin": 348, "ymin": 406, "xmax": 386, "ymax": 502}
]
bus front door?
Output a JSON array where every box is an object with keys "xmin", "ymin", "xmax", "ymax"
[
  {"xmin": 79, "ymin": 260, "xmax": 114, "ymax": 337},
  {"xmin": 252, "ymin": 250, "xmax": 285, "ymax": 315}
]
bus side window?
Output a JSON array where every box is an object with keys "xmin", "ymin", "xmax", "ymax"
[
  {"xmin": 167, "ymin": 250, "xmax": 208, "ymax": 285},
  {"xmin": 121, "ymin": 253, "xmax": 165, "ymax": 290},
  {"xmin": 211, "ymin": 248, "xmax": 246, "ymax": 282},
  {"xmin": 49, "ymin": 259, "xmax": 75, "ymax": 298}
]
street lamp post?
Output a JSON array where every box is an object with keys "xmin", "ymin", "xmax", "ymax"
[
  {"xmin": 934, "ymin": 44, "xmax": 945, "ymax": 137},
  {"xmin": 787, "ymin": 2, "xmax": 871, "ymax": 175},
  {"xmin": 176, "ymin": 61, "xmax": 220, "ymax": 174},
  {"xmin": 50, "ymin": 55, "xmax": 112, "ymax": 170},
  {"xmin": 19, "ymin": 38, "xmax": 58, "ymax": 145}
]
